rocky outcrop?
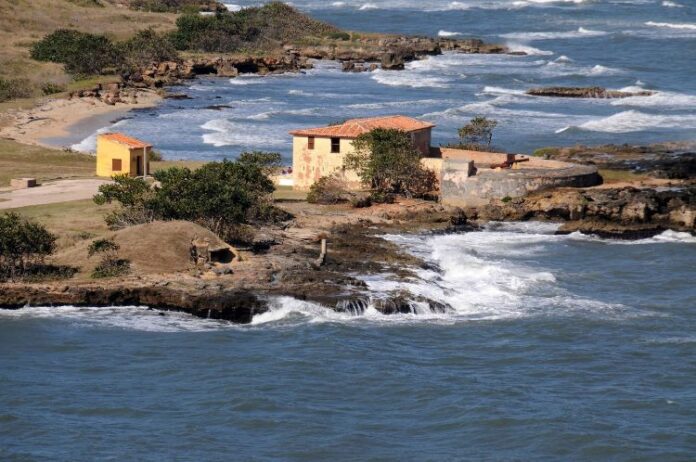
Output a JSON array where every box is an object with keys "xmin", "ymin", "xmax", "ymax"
[
  {"xmin": 469, "ymin": 186, "xmax": 696, "ymax": 238},
  {"xmin": 0, "ymin": 283, "xmax": 268, "ymax": 324},
  {"xmin": 68, "ymin": 82, "xmax": 138, "ymax": 105},
  {"xmin": 534, "ymin": 143, "xmax": 696, "ymax": 180},
  {"xmin": 527, "ymin": 87, "xmax": 655, "ymax": 99}
]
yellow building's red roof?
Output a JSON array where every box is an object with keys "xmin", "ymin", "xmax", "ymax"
[
  {"xmin": 100, "ymin": 133, "xmax": 152, "ymax": 149},
  {"xmin": 289, "ymin": 115, "xmax": 435, "ymax": 138}
]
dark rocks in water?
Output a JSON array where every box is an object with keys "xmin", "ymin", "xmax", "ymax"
[
  {"xmin": 164, "ymin": 93, "xmax": 192, "ymax": 100},
  {"xmin": 205, "ymin": 104, "xmax": 232, "ymax": 111},
  {"xmin": 527, "ymin": 87, "xmax": 655, "ymax": 99},
  {"xmin": 341, "ymin": 60, "xmax": 378, "ymax": 73},
  {"xmin": 535, "ymin": 143, "xmax": 696, "ymax": 180},
  {"xmin": 471, "ymin": 186, "xmax": 696, "ymax": 237},
  {"xmin": 0, "ymin": 285, "xmax": 267, "ymax": 324},
  {"xmin": 381, "ymin": 52, "xmax": 405, "ymax": 70}
]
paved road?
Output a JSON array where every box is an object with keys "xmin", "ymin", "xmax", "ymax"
[{"xmin": 0, "ymin": 179, "xmax": 110, "ymax": 210}]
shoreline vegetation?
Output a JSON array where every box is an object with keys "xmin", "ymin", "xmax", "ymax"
[{"xmin": 0, "ymin": 1, "xmax": 694, "ymax": 323}]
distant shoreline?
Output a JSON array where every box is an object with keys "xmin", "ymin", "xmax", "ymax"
[{"xmin": 0, "ymin": 89, "xmax": 162, "ymax": 152}]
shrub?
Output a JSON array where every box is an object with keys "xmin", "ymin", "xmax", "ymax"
[
  {"xmin": 456, "ymin": 116, "xmax": 498, "ymax": 151},
  {"xmin": 327, "ymin": 31, "xmax": 350, "ymax": 40},
  {"xmin": 344, "ymin": 128, "xmax": 438, "ymax": 197},
  {"xmin": 119, "ymin": 29, "xmax": 179, "ymax": 70},
  {"xmin": 148, "ymin": 150, "xmax": 164, "ymax": 162},
  {"xmin": 237, "ymin": 151, "xmax": 282, "ymax": 175},
  {"xmin": 30, "ymin": 29, "xmax": 123, "ymax": 76},
  {"xmin": 41, "ymin": 82, "xmax": 66, "ymax": 95},
  {"xmin": 532, "ymin": 147, "xmax": 559, "ymax": 158},
  {"xmin": 88, "ymin": 238, "xmax": 130, "ymax": 279},
  {"xmin": 0, "ymin": 78, "xmax": 34, "ymax": 102},
  {"xmin": 307, "ymin": 175, "xmax": 349, "ymax": 204},
  {"xmin": 94, "ymin": 159, "xmax": 285, "ymax": 242},
  {"xmin": 501, "ymin": 196, "xmax": 512, "ymax": 203},
  {"xmin": 350, "ymin": 195, "xmax": 372, "ymax": 208},
  {"xmin": 0, "ymin": 213, "xmax": 57, "ymax": 281}
]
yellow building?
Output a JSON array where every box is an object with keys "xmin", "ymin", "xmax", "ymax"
[
  {"xmin": 289, "ymin": 115, "xmax": 436, "ymax": 191},
  {"xmin": 96, "ymin": 133, "xmax": 153, "ymax": 178}
]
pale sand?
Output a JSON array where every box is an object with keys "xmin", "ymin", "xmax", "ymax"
[
  {"xmin": 0, "ymin": 90, "xmax": 162, "ymax": 150},
  {"xmin": 0, "ymin": 179, "xmax": 110, "ymax": 210}
]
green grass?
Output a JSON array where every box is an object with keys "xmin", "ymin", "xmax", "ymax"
[
  {"xmin": 0, "ymin": 139, "xmax": 96, "ymax": 187},
  {"xmin": 598, "ymin": 169, "xmax": 651, "ymax": 184},
  {"xmin": 7, "ymin": 199, "xmax": 114, "ymax": 249}
]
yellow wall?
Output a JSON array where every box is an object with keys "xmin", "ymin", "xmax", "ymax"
[
  {"xmin": 292, "ymin": 135, "xmax": 442, "ymax": 191},
  {"xmin": 96, "ymin": 137, "xmax": 151, "ymax": 178},
  {"xmin": 292, "ymin": 136, "xmax": 363, "ymax": 191}
]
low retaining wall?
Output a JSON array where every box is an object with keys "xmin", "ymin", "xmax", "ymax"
[{"xmin": 440, "ymin": 156, "xmax": 601, "ymax": 207}]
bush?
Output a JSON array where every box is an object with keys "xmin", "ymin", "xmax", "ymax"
[
  {"xmin": 41, "ymin": 82, "xmax": 66, "ymax": 95},
  {"xmin": 344, "ymin": 128, "xmax": 438, "ymax": 197},
  {"xmin": 455, "ymin": 116, "xmax": 498, "ymax": 151},
  {"xmin": 94, "ymin": 159, "xmax": 285, "ymax": 242},
  {"xmin": 0, "ymin": 213, "xmax": 57, "ymax": 281},
  {"xmin": 327, "ymin": 31, "xmax": 350, "ymax": 40},
  {"xmin": 148, "ymin": 150, "xmax": 164, "ymax": 162},
  {"xmin": 119, "ymin": 29, "xmax": 179, "ymax": 70},
  {"xmin": 307, "ymin": 175, "xmax": 348, "ymax": 204},
  {"xmin": 237, "ymin": 151, "xmax": 282, "ymax": 175},
  {"xmin": 30, "ymin": 29, "xmax": 122, "ymax": 76},
  {"xmin": 0, "ymin": 78, "xmax": 34, "ymax": 102},
  {"xmin": 87, "ymin": 238, "xmax": 131, "ymax": 279}
]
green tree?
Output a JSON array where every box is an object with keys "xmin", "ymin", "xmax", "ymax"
[
  {"xmin": 237, "ymin": 151, "xmax": 283, "ymax": 176},
  {"xmin": 0, "ymin": 213, "xmax": 57, "ymax": 280},
  {"xmin": 344, "ymin": 128, "xmax": 437, "ymax": 197},
  {"xmin": 30, "ymin": 29, "xmax": 123, "ymax": 76},
  {"xmin": 119, "ymin": 29, "xmax": 180, "ymax": 71},
  {"xmin": 87, "ymin": 238, "xmax": 130, "ymax": 278},
  {"xmin": 457, "ymin": 116, "xmax": 498, "ymax": 151},
  {"xmin": 93, "ymin": 159, "xmax": 283, "ymax": 240}
]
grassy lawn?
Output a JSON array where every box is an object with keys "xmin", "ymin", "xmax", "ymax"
[{"xmin": 0, "ymin": 139, "xmax": 96, "ymax": 187}]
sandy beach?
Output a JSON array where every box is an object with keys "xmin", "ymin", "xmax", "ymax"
[{"xmin": 0, "ymin": 89, "xmax": 162, "ymax": 151}]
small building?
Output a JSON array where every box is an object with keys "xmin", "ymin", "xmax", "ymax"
[
  {"xmin": 289, "ymin": 115, "xmax": 436, "ymax": 191},
  {"xmin": 96, "ymin": 133, "xmax": 152, "ymax": 178}
]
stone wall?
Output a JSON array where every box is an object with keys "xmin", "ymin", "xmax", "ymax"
[{"xmin": 440, "ymin": 151, "xmax": 601, "ymax": 207}]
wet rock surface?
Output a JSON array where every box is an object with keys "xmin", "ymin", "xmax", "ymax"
[
  {"xmin": 469, "ymin": 186, "xmax": 696, "ymax": 239},
  {"xmin": 527, "ymin": 86, "xmax": 655, "ymax": 99},
  {"xmin": 535, "ymin": 143, "xmax": 696, "ymax": 180}
]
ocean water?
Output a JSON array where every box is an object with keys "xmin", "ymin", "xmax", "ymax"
[
  {"xmin": 2, "ymin": 224, "xmax": 696, "ymax": 460},
  {"xmin": 68, "ymin": 0, "xmax": 696, "ymax": 161},
  {"xmin": 4, "ymin": 1, "xmax": 696, "ymax": 460}
]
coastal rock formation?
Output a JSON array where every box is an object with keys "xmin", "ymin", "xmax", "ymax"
[
  {"xmin": 470, "ymin": 186, "xmax": 696, "ymax": 238},
  {"xmin": 534, "ymin": 143, "xmax": 696, "ymax": 180},
  {"xmin": 527, "ymin": 87, "xmax": 655, "ymax": 99}
]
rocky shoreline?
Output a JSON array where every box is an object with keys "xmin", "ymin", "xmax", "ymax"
[{"xmin": 122, "ymin": 36, "xmax": 510, "ymax": 88}]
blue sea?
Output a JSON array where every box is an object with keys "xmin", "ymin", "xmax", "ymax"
[{"xmin": 5, "ymin": 1, "xmax": 696, "ymax": 460}]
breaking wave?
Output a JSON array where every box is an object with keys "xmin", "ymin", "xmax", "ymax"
[
  {"xmin": 556, "ymin": 110, "xmax": 696, "ymax": 133},
  {"xmin": 645, "ymin": 21, "xmax": 696, "ymax": 31},
  {"xmin": 500, "ymin": 27, "xmax": 608, "ymax": 41}
]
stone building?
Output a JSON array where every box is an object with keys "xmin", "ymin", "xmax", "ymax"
[{"xmin": 289, "ymin": 115, "xmax": 435, "ymax": 191}]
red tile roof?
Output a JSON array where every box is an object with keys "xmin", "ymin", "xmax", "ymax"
[
  {"xmin": 289, "ymin": 115, "xmax": 435, "ymax": 138},
  {"xmin": 99, "ymin": 133, "xmax": 152, "ymax": 149}
]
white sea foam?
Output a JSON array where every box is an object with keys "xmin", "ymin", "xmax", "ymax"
[
  {"xmin": 438, "ymin": 30, "xmax": 463, "ymax": 37},
  {"xmin": 646, "ymin": 21, "xmax": 696, "ymax": 30},
  {"xmin": 0, "ymin": 306, "xmax": 230, "ymax": 332},
  {"xmin": 611, "ymin": 90, "xmax": 696, "ymax": 109},
  {"xmin": 501, "ymin": 27, "xmax": 608, "ymax": 41},
  {"xmin": 359, "ymin": 3, "xmax": 379, "ymax": 9},
  {"xmin": 371, "ymin": 69, "xmax": 452, "ymax": 88},
  {"xmin": 661, "ymin": 0, "xmax": 683, "ymax": 7},
  {"xmin": 201, "ymin": 118, "xmax": 287, "ymax": 148},
  {"xmin": 223, "ymin": 3, "xmax": 242, "ymax": 12},
  {"xmin": 556, "ymin": 110, "xmax": 696, "ymax": 134},
  {"xmin": 505, "ymin": 43, "xmax": 554, "ymax": 55}
]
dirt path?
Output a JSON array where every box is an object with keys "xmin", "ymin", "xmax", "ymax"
[{"xmin": 0, "ymin": 179, "xmax": 110, "ymax": 210}]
